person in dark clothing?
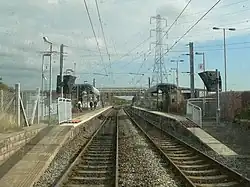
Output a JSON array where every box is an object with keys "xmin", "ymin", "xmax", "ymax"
[
  {"xmin": 90, "ymin": 101, "xmax": 93, "ymax": 110},
  {"xmin": 77, "ymin": 101, "xmax": 82, "ymax": 112},
  {"xmin": 94, "ymin": 101, "xmax": 97, "ymax": 109}
]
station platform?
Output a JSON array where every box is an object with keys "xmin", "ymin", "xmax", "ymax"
[
  {"xmin": 61, "ymin": 106, "xmax": 112, "ymax": 127},
  {"xmin": 0, "ymin": 106, "xmax": 112, "ymax": 187},
  {"xmin": 187, "ymin": 127, "xmax": 238, "ymax": 156},
  {"xmin": 133, "ymin": 106, "xmax": 188, "ymax": 122},
  {"xmin": 132, "ymin": 106, "xmax": 237, "ymax": 157}
]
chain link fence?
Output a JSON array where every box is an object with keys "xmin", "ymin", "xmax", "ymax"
[
  {"xmin": 0, "ymin": 89, "xmax": 17, "ymax": 132},
  {"xmin": 0, "ymin": 83, "xmax": 60, "ymax": 132}
]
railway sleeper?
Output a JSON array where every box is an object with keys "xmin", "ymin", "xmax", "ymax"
[
  {"xmin": 168, "ymin": 155, "xmax": 200, "ymax": 160},
  {"xmin": 183, "ymin": 169, "xmax": 221, "ymax": 176},
  {"xmin": 72, "ymin": 170, "xmax": 113, "ymax": 178},
  {"xmin": 66, "ymin": 176, "xmax": 113, "ymax": 185},
  {"xmin": 194, "ymin": 181, "xmax": 239, "ymax": 187},
  {"xmin": 81, "ymin": 160, "xmax": 113, "ymax": 165},
  {"xmin": 77, "ymin": 164, "xmax": 113, "ymax": 170}
]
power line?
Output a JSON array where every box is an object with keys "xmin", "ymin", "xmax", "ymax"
[
  {"xmin": 63, "ymin": 40, "xmax": 250, "ymax": 57},
  {"xmin": 167, "ymin": 23, "xmax": 250, "ymax": 42},
  {"xmin": 165, "ymin": 0, "xmax": 192, "ymax": 35},
  {"xmin": 94, "ymin": 0, "xmax": 114, "ymax": 83},
  {"xmin": 176, "ymin": 5, "xmax": 250, "ymax": 26},
  {"xmin": 83, "ymin": 0, "xmax": 107, "ymax": 75},
  {"xmin": 165, "ymin": 0, "xmax": 222, "ymax": 55},
  {"xmin": 98, "ymin": 36, "xmax": 151, "ymax": 72},
  {"xmin": 148, "ymin": 0, "xmax": 193, "ymax": 66},
  {"xmin": 143, "ymin": 0, "xmax": 192, "ymax": 85},
  {"xmin": 94, "ymin": 0, "xmax": 110, "ymax": 60},
  {"xmin": 186, "ymin": 0, "xmax": 249, "ymax": 17}
]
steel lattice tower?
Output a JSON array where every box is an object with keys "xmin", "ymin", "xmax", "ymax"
[{"xmin": 150, "ymin": 14, "xmax": 167, "ymax": 86}]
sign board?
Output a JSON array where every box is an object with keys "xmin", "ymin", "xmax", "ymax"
[
  {"xmin": 198, "ymin": 71, "xmax": 222, "ymax": 92},
  {"xmin": 198, "ymin": 63, "xmax": 204, "ymax": 71}
]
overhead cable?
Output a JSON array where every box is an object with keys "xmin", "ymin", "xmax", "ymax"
[{"xmin": 83, "ymin": 0, "xmax": 107, "ymax": 74}]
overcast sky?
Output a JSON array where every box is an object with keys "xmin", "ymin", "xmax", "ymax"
[{"xmin": 1, "ymin": 0, "xmax": 250, "ymax": 90}]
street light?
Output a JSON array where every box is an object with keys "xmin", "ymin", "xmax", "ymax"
[
  {"xmin": 128, "ymin": 73, "xmax": 144, "ymax": 76},
  {"xmin": 212, "ymin": 27, "xmax": 236, "ymax": 92},
  {"xmin": 93, "ymin": 73, "xmax": 109, "ymax": 76},
  {"xmin": 195, "ymin": 52, "xmax": 206, "ymax": 116},
  {"xmin": 41, "ymin": 53, "xmax": 51, "ymax": 120},
  {"xmin": 170, "ymin": 59, "xmax": 184, "ymax": 88},
  {"xmin": 43, "ymin": 36, "xmax": 53, "ymax": 125}
]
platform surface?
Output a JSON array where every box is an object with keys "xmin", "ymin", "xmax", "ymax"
[
  {"xmin": 132, "ymin": 106, "xmax": 188, "ymax": 121},
  {"xmin": 187, "ymin": 127, "xmax": 238, "ymax": 156},
  {"xmin": 60, "ymin": 106, "xmax": 112, "ymax": 127},
  {"xmin": 0, "ymin": 126, "xmax": 71, "ymax": 187},
  {"xmin": 0, "ymin": 106, "xmax": 112, "ymax": 187},
  {"xmin": 0, "ymin": 124, "xmax": 47, "ymax": 142},
  {"xmin": 132, "ymin": 106, "xmax": 237, "ymax": 157}
]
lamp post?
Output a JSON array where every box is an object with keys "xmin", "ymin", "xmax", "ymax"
[
  {"xmin": 170, "ymin": 59, "xmax": 184, "ymax": 89},
  {"xmin": 41, "ymin": 53, "xmax": 51, "ymax": 120},
  {"xmin": 195, "ymin": 52, "xmax": 206, "ymax": 116},
  {"xmin": 195, "ymin": 52, "xmax": 206, "ymax": 95},
  {"xmin": 212, "ymin": 27, "xmax": 236, "ymax": 92},
  {"xmin": 43, "ymin": 36, "xmax": 53, "ymax": 125}
]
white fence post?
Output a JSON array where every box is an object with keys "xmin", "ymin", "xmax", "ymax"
[
  {"xmin": 37, "ymin": 88, "xmax": 40, "ymax": 124},
  {"xmin": 30, "ymin": 88, "xmax": 40, "ymax": 125},
  {"xmin": 0, "ymin": 90, "xmax": 3, "ymax": 112},
  {"xmin": 15, "ymin": 83, "xmax": 21, "ymax": 127},
  {"xmin": 64, "ymin": 98, "xmax": 67, "ymax": 121}
]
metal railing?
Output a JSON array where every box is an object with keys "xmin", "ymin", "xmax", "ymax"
[{"xmin": 186, "ymin": 100, "xmax": 202, "ymax": 127}]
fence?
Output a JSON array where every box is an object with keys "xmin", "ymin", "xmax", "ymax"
[
  {"xmin": 58, "ymin": 97, "xmax": 72, "ymax": 124},
  {"xmin": 0, "ymin": 83, "xmax": 30, "ymax": 131},
  {"xmin": 188, "ymin": 98, "xmax": 217, "ymax": 121},
  {"xmin": 186, "ymin": 100, "xmax": 202, "ymax": 127},
  {"xmin": 0, "ymin": 83, "xmax": 70, "ymax": 131}
]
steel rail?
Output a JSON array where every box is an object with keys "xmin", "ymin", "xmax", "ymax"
[
  {"xmin": 55, "ymin": 110, "xmax": 117, "ymax": 186},
  {"xmin": 125, "ymin": 108, "xmax": 250, "ymax": 187}
]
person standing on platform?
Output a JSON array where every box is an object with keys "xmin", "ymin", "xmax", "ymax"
[
  {"xmin": 94, "ymin": 100, "xmax": 97, "ymax": 110},
  {"xmin": 90, "ymin": 101, "xmax": 93, "ymax": 110},
  {"xmin": 77, "ymin": 100, "xmax": 82, "ymax": 112}
]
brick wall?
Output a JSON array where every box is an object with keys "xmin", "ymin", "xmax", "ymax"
[{"xmin": 0, "ymin": 125, "xmax": 47, "ymax": 163}]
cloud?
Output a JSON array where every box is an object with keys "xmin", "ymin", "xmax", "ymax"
[{"xmin": 1, "ymin": 0, "xmax": 250, "ymax": 89}]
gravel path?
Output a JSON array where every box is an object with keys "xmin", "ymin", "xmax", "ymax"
[
  {"xmin": 118, "ymin": 110, "xmax": 183, "ymax": 187},
  {"xmin": 33, "ymin": 119, "xmax": 102, "ymax": 187}
]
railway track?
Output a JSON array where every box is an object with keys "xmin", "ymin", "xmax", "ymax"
[
  {"xmin": 55, "ymin": 110, "xmax": 118, "ymax": 187},
  {"xmin": 125, "ymin": 109, "xmax": 250, "ymax": 187}
]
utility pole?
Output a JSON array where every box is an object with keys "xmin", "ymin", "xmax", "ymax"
[
  {"xmin": 189, "ymin": 42, "xmax": 195, "ymax": 98},
  {"xmin": 148, "ymin": 77, "xmax": 151, "ymax": 88},
  {"xmin": 150, "ymin": 14, "xmax": 167, "ymax": 85},
  {"xmin": 73, "ymin": 62, "xmax": 76, "ymax": 76},
  {"xmin": 59, "ymin": 44, "xmax": 64, "ymax": 98},
  {"xmin": 216, "ymin": 69, "xmax": 221, "ymax": 125},
  {"xmin": 93, "ymin": 78, "xmax": 96, "ymax": 87},
  {"xmin": 213, "ymin": 27, "xmax": 236, "ymax": 92}
]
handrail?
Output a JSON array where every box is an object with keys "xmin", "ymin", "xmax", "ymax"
[
  {"xmin": 188, "ymin": 97, "xmax": 215, "ymax": 101},
  {"xmin": 186, "ymin": 101, "xmax": 202, "ymax": 127}
]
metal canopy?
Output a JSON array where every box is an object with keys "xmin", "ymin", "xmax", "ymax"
[
  {"xmin": 75, "ymin": 83, "xmax": 100, "ymax": 96},
  {"xmin": 146, "ymin": 83, "xmax": 177, "ymax": 94}
]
